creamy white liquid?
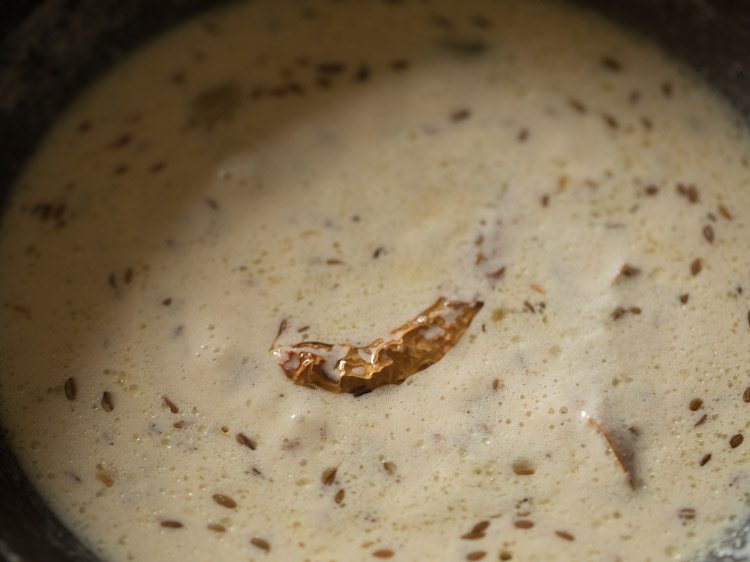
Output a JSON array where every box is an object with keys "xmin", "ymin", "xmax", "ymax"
[{"xmin": 2, "ymin": 1, "xmax": 750, "ymax": 561}]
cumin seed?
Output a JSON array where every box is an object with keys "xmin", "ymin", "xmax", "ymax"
[
  {"xmin": 160, "ymin": 520, "xmax": 183, "ymax": 529},
  {"xmin": 555, "ymin": 530, "xmax": 575, "ymax": 541},
  {"xmin": 512, "ymin": 460, "xmax": 535, "ymax": 476},
  {"xmin": 322, "ymin": 467, "xmax": 337, "ymax": 485},
  {"xmin": 699, "ymin": 453, "xmax": 712, "ymax": 466},
  {"xmin": 703, "ymin": 225, "xmax": 715, "ymax": 243},
  {"xmin": 467, "ymin": 552, "xmax": 486, "ymax": 561},
  {"xmin": 373, "ymin": 549, "xmax": 395, "ymax": 559},
  {"xmin": 162, "ymin": 395, "xmax": 179, "ymax": 413},
  {"xmin": 250, "ymin": 537, "xmax": 270, "ymax": 552},
  {"xmin": 236, "ymin": 432, "xmax": 257, "ymax": 450},
  {"xmin": 514, "ymin": 520, "xmax": 534, "ymax": 529},
  {"xmin": 690, "ymin": 258, "xmax": 702, "ymax": 276},
  {"xmin": 101, "ymin": 391, "xmax": 114, "ymax": 412},
  {"xmin": 207, "ymin": 523, "xmax": 225, "ymax": 533},
  {"xmin": 730, "ymin": 434, "xmax": 744, "ymax": 448},
  {"xmin": 212, "ymin": 494, "xmax": 237, "ymax": 509},
  {"xmin": 334, "ymin": 489, "xmax": 345, "ymax": 504},
  {"xmin": 64, "ymin": 377, "xmax": 77, "ymax": 401},
  {"xmin": 689, "ymin": 398, "xmax": 703, "ymax": 411}
]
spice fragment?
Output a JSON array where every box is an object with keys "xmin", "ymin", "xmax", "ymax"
[
  {"xmin": 274, "ymin": 298, "xmax": 483, "ymax": 395},
  {"xmin": 382, "ymin": 461, "xmax": 397, "ymax": 475},
  {"xmin": 514, "ymin": 520, "xmax": 534, "ymax": 529},
  {"xmin": 467, "ymin": 552, "xmax": 486, "ymax": 561},
  {"xmin": 555, "ymin": 530, "xmax": 575, "ymax": 541},
  {"xmin": 730, "ymin": 434, "xmax": 744, "ymax": 448},
  {"xmin": 322, "ymin": 466, "xmax": 337, "ymax": 486},
  {"xmin": 236, "ymin": 432, "xmax": 257, "ymax": 450},
  {"xmin": 162, "ymin": 395, "xmax": 179, "ymax": 413},
  {"xmin": 160, "ymin": 520, "xmax": 184, "ymax": 529},
  {"xmin": 64, "ymin": 377, "xmax": 77, "ymax": 401},
  {"xmin": 101, "ymin": 391, "xmax": 114, "ymax": 412},
  {"xmin": 212, "ymin": 494, "xmax": 237, "ymax": 509},
  {"xmin": 702, "ymin": 225, "xmax": 715, "ymax": 243},
  {"xmin": 250, "ymin": 537, "xmax": 270, "ymax": 552},
  {"xmin": 583, "ymin": 413, "xmax": 637, "ymax": 489},
  {"xmin": 373, "ymin": 549, "xmax": 395, "ymax": 559},
  {"xmin": 690, "ymin": 258, "xmax": 702, "ymax": 276},
  {"xmin": 334, "ymin": 489, "xmax": 345, "ymax": 504}
]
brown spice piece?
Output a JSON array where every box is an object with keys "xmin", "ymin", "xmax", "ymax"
[
  {"xmin": 702, "ymin": 225, "xmax": 715, "ymax": 243},
  {"xmin": 718, "ymin": 204, "xmax": 733, "ymax": 220},
  {"xmin": 699, "ymin": 453, "xmax": 712, "ymax": 466},
  {"xmin": 207, "ymin": 523, "xmax": 225, "ymax": 533},
  {"xmin": 678, "ymin": 508, "xmax": 696, "ymax": 521},
  {"xmin": 390, "ymin": 59, "xmax": 410, "ymax": 72},
  {"xmin": 108, "ymin": 133, "xmax": 133, "ymax": 149},
  {"xmin": 212, "ymin": 494, "xmax": 237, "ymax": 509},
  {"xmin": 601, "ymin": 55, "xmax": 623, "ymax": 72},
  {"xmin": 676, "ymin": 183, "xmax": 700, "ymax": 203},
  {"xmin": 101, "ymin": 391, "xmax": 114, "ymax": 412},
  {"xmin": 382, "ymin": 461, "xmax": 397, "ymax": 475},
  {"xmin": 173, "ymin": 420, "xmax": 186, "ymax": 429},
  {"xmin": 487, "ymin": 267, "xmax": 506, "ymax": 281},
  {"xmin": 568, "ymin": 97, "xmax": 587, "ymax": 114},
  {"xmin": 730, "ymin": 434, "xmax": 744, "ymax": 448},
  {"xmin": 373, "ymin": 549, "xmax": 395, "ymax": 559},
  {"xmin": 540, "ymin": 194, "xmax": 550, "ymax": 208},
  {"xmin": 611, "ymin": 306, "xmax": 641, "ymax": 320},
  {"xmin": 690, "ymin": 258, "xmax": 702, "ymax": 276},
  {"xmin": 326, "ymin": 258, "xmax": 344, "ymax": 265},
  {"xmin": 96, "ymin": 470, "xmax": 114, "ymax": 487},
  {"xmin": 467, "ymin": 552, "xmax": 486, "ymax": 561},
  {"xmin": 644, "ymin": 185, "xmax": 659, "ymax": 196},
  {"xmin": 275, "ymin": 298, "xmax": 482, "ymax": 395},
  {"xmin": 517, "ymin": 128, "xmax": 529, "ymax": 142},
  {"xmin": 679, "ymin": 293, "xmax": 689, "ymax": 304},
  {"xmin": 499, "ymin": 552, "xmax": 512, "ymax": 561},
  {"xmin": 512, "ymin": 460, "xmax": 535, "ymax": 476},
  {"xmin": 162, "ymin": 395, "xmax": 179, "ymax": 413},
  {"xmin": 334, "ymin": 489, "xmax": 346, "ymax": 504},
  {"xmin": 451, "ymin": 109, "xmax": 472, "ymax": 122},
  {"xmin": 162, "ymin": 297, "xmax": 172, "ymax": 306},
  {"xmin": 160, "ymin": 520, "xmax": 184, "ymax": 529},
  {"xmin": 462, "ymin": 520, "xmax": 490, "ymax": 540},
  {"xmin": 250, "ymin": 537, "xmax": 270, "ymax": 552},
  {"xmin": 742, "ymin": 387, "xmax": 750, "ymax": 402},
  {"xmin": 514, "ymin": 520, "xmax": 534, "ymax": 529},
  {"xmin": 555, "ymin": 530, "xmax": 575, "ymax": 541},
  {"xmin": 613, "ymin": 263, "xmax": 641, "ymax": 284},
  {"xmin": 236, "ymin": 432, "xmax": 257, "ymax": 450},
  {"xmin": 354, "ymin": 64, "xmax": 371, "ymax": 82},
  {"xmin": 322, "ymin": 467, "xmax": 337, "ymax": 485},
  {"xmin": 585, "ymin": 415, "xmax": 636, "ymax": 489},
  {"xmin": 64, "ymin": 377, "xmax": 77, "ymax": 401},
  {"xmin": 688, "ymin": 398, "xmax": 703, "ymax": 411},
  {"xmin": 694, "ymin": 414, "xmax": 707, "ymax": 427},
  {"xmin": 602, "ymin": 113, "xmax": 619, "ymax": 129}
]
